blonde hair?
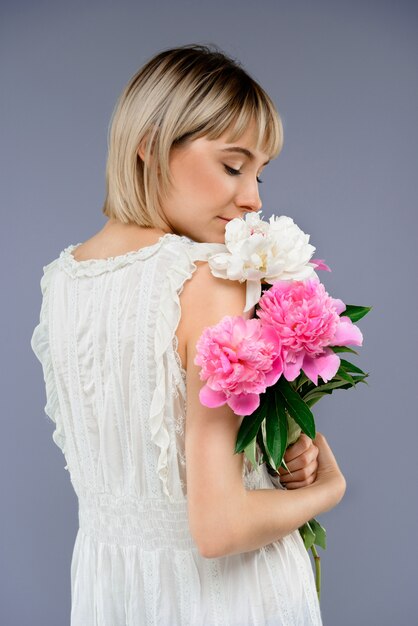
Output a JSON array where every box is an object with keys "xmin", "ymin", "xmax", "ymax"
[{"xmin": 102, "ymin": 43, "xmax": 284, "ymax": 228}]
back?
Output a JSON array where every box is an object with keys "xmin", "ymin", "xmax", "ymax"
[
  {"xmin": 31, "ymin": 232, "xmax": 229, "ymax": 503},
  {"xmin": 30, "ymin": 232, "xmax": 322, "ymax": 625}
]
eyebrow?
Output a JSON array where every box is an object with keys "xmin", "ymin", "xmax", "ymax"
[{"xmin": 219, "ymin": 147, "xmax": 270, "ymax": 166}]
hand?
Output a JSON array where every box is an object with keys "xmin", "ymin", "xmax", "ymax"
[
  {"xmin": 313, "ymin": 432, "xmax": 346, "ymax": 487},
  {"xmin": 311, "ymin": 431, "xmax": 347, "ymax": 510},
  {"xmin": 278, "ymin": 433, "xmax": 319, "ymax": 489}
]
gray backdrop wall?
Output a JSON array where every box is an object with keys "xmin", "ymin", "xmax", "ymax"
[{"xmin": 2, "ymin": 0, "xmax": 417, "ymax": 624}]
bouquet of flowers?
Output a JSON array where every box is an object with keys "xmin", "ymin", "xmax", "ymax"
[{"xmin": 194, "ymin": 211, "xmax": 371, "ymax": 600}]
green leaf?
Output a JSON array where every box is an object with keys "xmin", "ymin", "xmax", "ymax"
[
  {"xmin": 295, "ymin": 372, "xmax": 310, "ymax": 391},
  {"xmin": 276, "ymin": 378, "xmax": 316, "ymax": 439},
  {"xmin": 265, "ymin": 397, "xmax": 281, "ymax": 468},
  {"xmin": 261, "ymin": 418, "xmax": 276, "ymax": 468},
  {"xmin": 339, "ymin": 359, "xmax": 366, "ymax": 376},
  {"xmin": 243, "ymin": 435, "xmax": 260, "ymax": 473},
  {"xmin": 277, "ymin": 403, "xmax": 289, "ymax": 459},
  {"xmin": 299, "ymin": 522, "xmax": 316, "ymax": 550},
  {"xmin": 280, "ymin": 458, "xmax": 290, "ymax": 472},
  {"xmin": 330, "ymin": 345, "xmax": 359, "ymax": 355},
  {"xmin": 350, "ymin": 374, "xmax": 369, "ymax": 385},
  {"xmin": 256, "ymin": 428, "xmax": 269, "ymax": 466},
  {"xmin": 336, "ymin": 377, "xmax": 368, "ymax": 390},
  {"xmin": 352, "ymin": 376, "xmax": 369, "ymax": 386},
  {"xmin": 342, "ymin": 305, "xmax": 372, "ymax": 323},
  {"xmin": 303, "ymin": 379, "xmax": 352, "ymax": 400},
  {"xmin": 305, "ymin": 395, "xmax": 326, "ymax": 408},
  {"xmin": 235, "ymin": 397, "xmax": 268, "ymax": 453},
  {"xmin": 286, "ymin": 410, "xmax": 302, "ymax": 446},
  {"xmin": 335, "ymin": 366, "xmax": 355, "ymax": 385},
  {"xmin": 305, "ymin": 365, "xmax": 370, "ymax": 398},
  {"xmin": 265, "ymin": 390, "xmax": 288, "ymax": 469},
  {"xmin": 296, "ymin": 381, "xmax": 317, "ymax": 398},
  {"xmin": 309, "ymin": 518, "xmax": 327, "ymax": 550}
]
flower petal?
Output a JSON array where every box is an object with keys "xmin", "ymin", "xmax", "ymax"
[
  {"xmin": 302, "ymin": 349, "xmax": 340, "ymax": 385},
  {"xmin": 333, "ymin": 316, "xmax": 363, "ymax": 346},
  {"xmin": 283, "ymin": 352, "xmax": 304, "ymax": 381},
  {"xmin": 199, "ymin": 385, "xmax": 227, "ymax": 408},
  {"xmin": 244, "ymin": 280, "xmax": 261, "ymax": 313},
  {"xmin": 310, "ymin": 258, "xmax": 331, "ymax": 272},
  {"xmin": 228, "ymin": 392, "xmax": 260, "ymax": 416},
  {"xmin": 264, "ymin": 355, "xmax": 283, "ymax": 386},
  {"xmin": 332, "ymin": 298, "xmax": 346, "ymax": 315}
]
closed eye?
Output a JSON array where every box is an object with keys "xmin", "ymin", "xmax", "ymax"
[{"xmin": 224, "ymin": 164, "xmax": 263, "ymax": 184}]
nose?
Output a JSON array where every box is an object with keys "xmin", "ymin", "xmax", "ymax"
[{"xmin": 236, "ymin": 179, "xmax": 262, "ymax": 214}]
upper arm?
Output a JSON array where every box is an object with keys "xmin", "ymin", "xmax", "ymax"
[{"xmin": 178, "ymin": 261, "xmax": 254, "ymax": 558}]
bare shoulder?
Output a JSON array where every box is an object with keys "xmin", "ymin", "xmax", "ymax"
[
  {"xmin": 183, "ymin": 261, "xmax": 246, "ymax": 315},
  {"xmin": 179, "ymin": 260, "xmax": 250, "ymax": 340},
  {"xmin": 175, "ymin": 260, "xmax": 252, "ymax": 370}
]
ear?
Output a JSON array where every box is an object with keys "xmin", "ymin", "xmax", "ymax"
[
  {"xmin": 137, "ymin": 126, "xmax": 159, "ymax": 163},
  {"xmin": 137, "ymin": 135, "xmax": 150, "ymax": 163}
]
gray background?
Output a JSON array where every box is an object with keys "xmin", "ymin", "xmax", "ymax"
[{"xmin": 2, "ymin": 0, "xmax": 417, "ymax": 624}]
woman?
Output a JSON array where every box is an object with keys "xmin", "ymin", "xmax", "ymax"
[{"xmin": 31, "ymin": 43, "xmax": 346, "ymax": 625}]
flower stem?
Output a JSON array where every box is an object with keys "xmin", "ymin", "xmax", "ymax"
[{"xmin": 310, "ymin": 544, "xmax": 321, "ymax": 601}]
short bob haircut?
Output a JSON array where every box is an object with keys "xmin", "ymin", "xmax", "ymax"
[{"xmin": 102, "ymin": 43, "xmax": 284, "ymax": 229}]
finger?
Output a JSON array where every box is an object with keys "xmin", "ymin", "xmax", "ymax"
[
  {"xmin": 280, "ymin": 445, "xmax": 319, "ymax": 474},
  {"xmin": 313, "ymin": 432, "xmax": 341, "ymax": 473},
  {"xmin": 283, "ymin": 473, "xmax": 317, "ymax": 489},
  {"xmin": 280, "ymin": 459, "xmax": 318, "ymax": 484},
  {"xmin": 283, "ymin": 434, "xmax": 312, "ymax": 462}
]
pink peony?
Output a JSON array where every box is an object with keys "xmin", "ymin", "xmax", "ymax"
[
  {"xmin": 256, "ymin": 276, "xmax": 363, "ymax": 385},
  {"xmin": 194, "ymin": 315, "xmax": 283, "ymax": 415}
]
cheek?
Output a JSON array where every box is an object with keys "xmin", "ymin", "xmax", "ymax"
[
  {"xmin": 186, "ymin": 163, "xmax": 220, "ymax": 194},
  {"xmin": 195, "ymin": 164, "xmax": 232, "ymax": 201},
  {"xmin": 169, "ymin": 154, "xmax": 232, "ymax": 208},
  {"xmin": 182, "ymin": 155, "xmax": 227, "ymax": 190}
]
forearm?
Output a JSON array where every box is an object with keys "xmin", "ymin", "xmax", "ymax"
[{"xmin": 220, "ymin": 479, "xmax": 341, "ymax": 558}]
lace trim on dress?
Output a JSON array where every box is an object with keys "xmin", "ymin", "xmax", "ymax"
[
  {"xmin": 172, "ymin": 332, "xmax": 187, "ymax": 385},
  {"xmin": 30, "ymin": 259, "xmax": 67, "ymax": 459},
  {"xmin": 57, "ymin": 233, "xmax": 189, "ymax": 278},
  {"xmin": 148, "ymin": 239, "xmax": 227, "ymax": 502}
]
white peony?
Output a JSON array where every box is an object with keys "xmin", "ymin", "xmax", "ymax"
[{"xmin": 208, "ymin": 211, "xmax": 317, "ymax": 312}]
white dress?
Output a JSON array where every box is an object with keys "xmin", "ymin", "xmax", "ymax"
[{"xmin": 30, "ymin": 232, "xmax": 323, "ymax": 626}]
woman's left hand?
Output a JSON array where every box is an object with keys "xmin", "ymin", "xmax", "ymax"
[{"xmin": 278, "ymin": 433, "xmax": 319, "ymax": 489}]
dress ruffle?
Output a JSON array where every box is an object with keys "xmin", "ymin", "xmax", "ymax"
[
  {"xmin": 30, "ymin": 259, "xmax": 67, "ymax": 457},
  {"xmin": 57, "ymin": 233, "xmax": 178, "ymax": 278},
  {"xmin": 148, "ymin": 240, "xmax": 226, "ymax": 502}
]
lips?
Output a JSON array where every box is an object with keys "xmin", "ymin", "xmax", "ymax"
[{"xmin": 218, "ymin": 217, "xmax": 232, "ymax": 222}]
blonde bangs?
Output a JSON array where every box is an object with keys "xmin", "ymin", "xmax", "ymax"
[{"xmin": 206, "ymin": 89, "xmax": 283, "ymax": 161}]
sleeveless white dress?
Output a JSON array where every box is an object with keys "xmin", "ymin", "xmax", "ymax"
[{"xmin": 30, "ymin": 232, "xmax": 323, "ymax": 625}]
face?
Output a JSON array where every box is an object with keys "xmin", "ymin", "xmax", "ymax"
[{"xmin": 156, "ymin": 120, "xmax": 271, "ymax": 244}]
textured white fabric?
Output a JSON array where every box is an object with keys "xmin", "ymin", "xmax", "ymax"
[{"xmin": 31, "ymin": 232, "xmax": 323, "ymax": 625}]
